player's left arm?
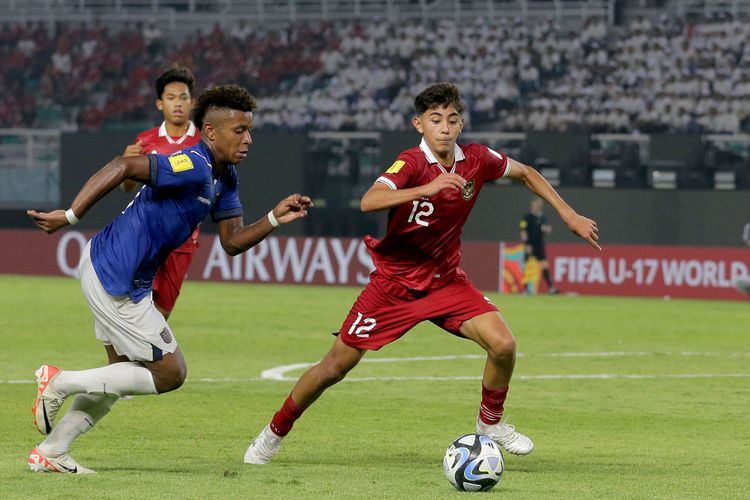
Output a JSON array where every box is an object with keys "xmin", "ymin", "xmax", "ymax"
[
  {"xmin": 217, "ymin": 194, "xmax": 313, "ymax": 256},
  {"xmin": 28, "ymin": 155, "xmax": 151, "ymax": 234},
  {"xmin": 506, "ymin": 158, "xmax": 600, "ymax": 251}
]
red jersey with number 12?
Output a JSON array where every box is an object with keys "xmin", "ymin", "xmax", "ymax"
[
  {"xmin": 135, "ymin": 121, "xmax": 201, "ymax": 252},
  {"xmin": 366, "ymin": 138, "xmax": 510, "ymax": 291}
]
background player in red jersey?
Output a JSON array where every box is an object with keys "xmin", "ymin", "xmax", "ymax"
[
  {"xmin": 244, "ymin": 83, "xmax": 600, "ymax": 465},
  {"xmin": 121, "ymin": 65, "xmax": 201, "ymax": 319}
]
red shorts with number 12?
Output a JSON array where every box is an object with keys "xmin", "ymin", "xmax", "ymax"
[{"xmin": 338, "ymin": 270, "xmax": 498, "ymax": 350}]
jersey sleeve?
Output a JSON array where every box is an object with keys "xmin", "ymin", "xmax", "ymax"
[
  {"xmin": 374, "ymin": 153, "xmax": 416, "ymax": 190},
  {"xmin": 211, "ymin": 166, "xmax": 243, "ymax": 222},
  {"xmin": 483, "ymin": 146, "xmax": 511, "ymax": 180},
  {"xmin": 147, "ymin": 152, "xmax": 206, "ymax": 191},
  {"xmin": 520, "ymin": 214, "xmax": 531, "ymax": 230}
]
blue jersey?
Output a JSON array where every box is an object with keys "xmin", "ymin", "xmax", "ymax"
[{"xmin": 90, "ymin": 141, "xmax": 243, "ymax": 302}]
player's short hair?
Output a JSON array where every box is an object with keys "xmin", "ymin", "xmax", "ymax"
[
  {"xmin": 414, "ymin": 83, "xmax": 465, "ymax": 115},
  {"xmin": 155, "ymin": 65, "xmax": 196, "ymax": 99},
  {"xmin": 193, "ymin": 84, "xmax": 258, "ymax": 129}
]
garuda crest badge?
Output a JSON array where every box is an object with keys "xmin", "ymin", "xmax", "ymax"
[{"xmin": 461, "ymin": 179, "xmax": 475, "ymax": 200}]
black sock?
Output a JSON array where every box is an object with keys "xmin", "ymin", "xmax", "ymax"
[{"xmin": 543, "ymin": 269, "xmax": 553, "ymax": 288}]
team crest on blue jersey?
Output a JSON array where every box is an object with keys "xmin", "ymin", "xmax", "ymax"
[{"xmin": 462, "ymin": 179, "xmax": 475, "ymax": 200}]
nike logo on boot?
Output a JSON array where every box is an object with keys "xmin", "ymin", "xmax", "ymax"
[
  {"xmin": 42, "ymin": 401, "xmax": 52, "ymax": 434},
  {"xmin": 58, "ymin": 463, "xmax": 77, "ymax": 474}
]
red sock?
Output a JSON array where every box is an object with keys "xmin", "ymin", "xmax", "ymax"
[
  {"xmin": 479, "ymin": 385, "xmax": 508, "ymax": 426},
  {"xmin": 270, "ymin": 394, "xmax": 306, "ymax": 436}
]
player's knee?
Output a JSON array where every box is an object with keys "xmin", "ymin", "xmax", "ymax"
[
  {"xmin": 484, "ymin": 333, "xmax": 516, "ymax": 360},
  {"xmin": 318, "ymin": 361, "xmax": 351, "ymax": 386},
  {"xmin": 154, "ymin": 363, "xmax": 187, "ymax": 393}
]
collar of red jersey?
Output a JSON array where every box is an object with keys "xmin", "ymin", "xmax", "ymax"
[
  {"xmin": 158, "ymin": 121, "xmax": 197, "ymax": 144},
  {"xmin": 419, "ymin": 137, "xmax": 465, "ymax": 173}
]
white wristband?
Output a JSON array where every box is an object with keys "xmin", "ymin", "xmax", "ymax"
[
  {"xmin": 65, "ymin": 208, "xmax": 79, "ymax": 225},
  {"xmin": 267, "ymin": 210, "xmax": 280, "ymax": 228}
]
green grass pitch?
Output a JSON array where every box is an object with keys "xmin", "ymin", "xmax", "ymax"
[{"xmin": 0, "ymin": 275, "xmax": 748, "ymax": 498}]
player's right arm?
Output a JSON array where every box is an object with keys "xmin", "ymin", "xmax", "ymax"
[
  {"xmin": 28, "ymin": 155, "xmax": 151, "ymax": 234},
  {"xmin": 361, "ymin": 173, "xmax": 466, "ymax": 212},
  {"xmin": 120, "ymin": 139, "xmax": 143, "ymax": 192}
]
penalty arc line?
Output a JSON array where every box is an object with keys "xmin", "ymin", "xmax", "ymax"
[{"xmin": 258, "ymin": 352, "xmax": 750, "ymax": 382}]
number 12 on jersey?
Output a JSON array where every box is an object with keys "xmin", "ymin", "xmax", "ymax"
[{"xmin": 407, "ymin": 200, "xmax": 434, "ymax": 227}]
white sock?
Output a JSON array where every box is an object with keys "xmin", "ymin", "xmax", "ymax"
[
  {"xmin": 52, "ymin": 362, "xmax": 157, "ymax": 397},
  {"xmin": 38, "ymin": 394, "xmax": 118, "ymax": 457},
  {"xmin": 476, "ymin": 417, "xmax": 499, "ymax": 432}
]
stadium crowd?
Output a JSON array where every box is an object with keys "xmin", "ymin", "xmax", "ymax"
[{"xmin": 1, "ymin": 12, "xmax": 749, "ymax": 133}]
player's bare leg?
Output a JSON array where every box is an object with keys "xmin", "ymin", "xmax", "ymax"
[
  {"xmin": 143, "ymin": 347, "xmax": 187, "ymax": 394},
  {"xmin": 290, "ymin": 336, "xmax": 365, "ymax": 407},
  {"xmin": 461, "ymin": 311, "xmax": 534, "ymax": 455},
  {"xmin": 105, "ymin": 344, "xmax": 130, "ymax": 364},
  {"xmin": 245, "ymin": 336, "xmax": 365, "ymax": 464},
  {"xmin": 461, "ymin": 311, "xmax": 515, "ymax": 387}
]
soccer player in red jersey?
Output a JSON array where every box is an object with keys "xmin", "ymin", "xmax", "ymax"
[
  {"xmin": 244, "ymin": 83, "xmax": 601, "ymax": 464},
  {"xmin": 121, "ymin": 66, "xmax": 201, "ymax": 319}
]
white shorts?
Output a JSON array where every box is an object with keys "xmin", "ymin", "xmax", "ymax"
[{"xmin": 79, "ymin": 241, "xmax": 178, "ymax": 362}]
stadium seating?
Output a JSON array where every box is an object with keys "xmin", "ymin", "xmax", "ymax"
[{"xmin": 1, "ymin": 8, "xmax": 749, "ymax": 136}]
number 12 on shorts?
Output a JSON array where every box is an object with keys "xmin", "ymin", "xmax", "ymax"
[{"xmin": 348, "ymin": 312, "xmax": 377, "ymax": 338}]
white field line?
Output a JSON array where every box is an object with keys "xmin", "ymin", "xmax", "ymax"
[
  {"xmin": 3, "ymin": 352, "xmax": 748, "ymax": 385},
  {"xmin": 258, "ymin": 351, "xmax": 750, "ymax": 381}
]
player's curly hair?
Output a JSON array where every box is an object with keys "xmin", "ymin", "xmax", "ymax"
[
  {"xmin": 414, "ymin": 82, "xmax": 465, "ymax": 115},
  {"xmin": 193, "ymin": 84, "xmax": 258, "ymax": 129},
  {"xmin": 155, "ymin": 65, "xmax": 196, "ymax": 99}
]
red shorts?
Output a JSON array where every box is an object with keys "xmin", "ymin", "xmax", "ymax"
[
  {"xmin": 338, "ymin": 271, "xmax": 498, "ymax": 350},
  {"xmin": 152, "ymin": 230, "xmax": 199, "ymax": 313}
]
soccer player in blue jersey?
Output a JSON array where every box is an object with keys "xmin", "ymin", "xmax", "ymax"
[{"xmin": 26, "ymin": 84, "xmax": 313, "ymax": 474}]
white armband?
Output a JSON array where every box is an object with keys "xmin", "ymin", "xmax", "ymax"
[
  {"xmin": 267, "ymin": 210, "xmax": 280, "ymax": 228},
  {"xmin": 65, "ymin": 208, "xmax": 79, "ymax": 225}
]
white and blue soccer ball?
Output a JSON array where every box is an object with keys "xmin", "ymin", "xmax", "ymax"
[{"xmin": 443, "ymin": 433, "xmax": 504, "ymax": 492}]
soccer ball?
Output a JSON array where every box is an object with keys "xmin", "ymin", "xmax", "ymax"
[{"xmin": 443, "ymin": 433, "xmax": 504, "ymax": 492}]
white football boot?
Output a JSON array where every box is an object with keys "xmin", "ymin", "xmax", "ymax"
[
  {"xmin": 32, "ymin": 365, "xmax": 67, "ymax": 435},
  {"xmin": 28, "ymin": 447, "xmax": 96, "ymax": 474},
  {"xmin": 476, "ymin": 417, "xmax": 535, "ymax": 455},
  {"xmin": 244, "ymin": 425, "xmax": 283, "ymax": 464}
]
